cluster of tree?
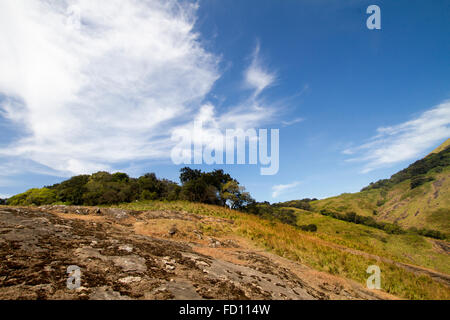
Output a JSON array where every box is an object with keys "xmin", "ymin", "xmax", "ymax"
[
  {"xmin": 6, "ymin": 188, "xmax": 58, "ymax": 206},
  {"xmin": 272, "ymin": 198, "xmax": 317, "ymax": 211},
  {"xmin": 244, "ymin": 202, "xmax": 296, "ymax": 225},
  {"xmin": 0, "ymin": 198, "xmax": 7, "ymax": 205},
  {"xmin": 319, "ymin": 209, "xmax": 447, "ymax": 240},
  {"xmin": 6, "ymin": 168, "xmax": 253, "ymax": 210},
  {"xmin": 410, "ymin": 176, "xmax": 435, "ymax": 189},
  {"xmin": 320, "ymin": 209, "xmax": 406, "ymax": 235},
  {"xmin": 178, "ymin": 167, "xmax": 253, "ymax": 209},
  {"xmin": 407, "ymin": 227, "xmax": 447, "ymax": 240},
  {"xmin": 362, "ymin": 145, "xmax": 450, "ymax": 192},
  {"xmin": 299, "ymin": 224, "xmax": 318, "ymax": 232},
  {"xmin": 243, "ymin": 201, "xmax": 317, "ymax": 231}
]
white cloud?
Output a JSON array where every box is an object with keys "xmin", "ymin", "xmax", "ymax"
[
  {"xmin": 344, "ymin": 101, "xmax": 450, "ymax": 173},
  {"xmin": 244, "ymin": 43, "xmax": 277, "ymax": 98},
  {"xmin": 0, "ymin": 1, "xmax": 283, "ymax": 179},
  {"xmin": 282, "ymin": 118, "xmax": 304, "ymax": 127},
  {"xmin": 0, "ymin": 0, "xmax": 221, "ymax": 176},
  {"xmin": 272, "ymin": 181, "xmax": 300, "ymax": 198}
]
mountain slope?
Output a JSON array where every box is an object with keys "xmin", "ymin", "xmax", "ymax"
[
  {"xmin": 429, "ymin": 138, "xmax": 450, "ymax": 155},
  {"xmin": 0, "ymin": 205, "xmax": 397, "ymax": 300},
  {"xmin": 311, "ymin": 139, "xmax": 450, "ymax": 234}
]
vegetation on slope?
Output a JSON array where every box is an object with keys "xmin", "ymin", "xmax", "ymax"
[
  {"xmin": 285, "ymin": 207, "xmax": 450, "ymax": 274},
  {"xmin": 361, "ymin": 142, "xmax": 450, "ymax": 192},
  {"xmin": 428, "ymin": 138, "xmax": 450, "ymax": 156},
  {"xmin": 4, "ymin": 141, "xmax": 449, "ymax": 299},
  {"xmin": 312, "ymin": 142, "xmax": 450, "ymax": 234},
  {"xmin": 6, "ymin": 168, "xmax": 253, "ymax": 210},
  {"xmin": 114, "ymin": 200, "xmax": 450, "ymax": 300}
]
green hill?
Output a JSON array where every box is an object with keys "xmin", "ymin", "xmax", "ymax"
[
  {"xmin": 2, "ymin": 141, "xmax": 450, "ymax": 300},
  {"xmin": 429, "ymin": 138, "xmax": 450, "ymax": 155},
  {"xmin": 311, "ymin": 139, "xmax": 450, "ymax": 235}
]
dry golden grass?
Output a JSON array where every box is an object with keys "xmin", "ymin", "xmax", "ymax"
[
  {"xmin": 311, "ymin": 167, "xmax": 450, "ymax": 234},
  {"xmin": 114, "ymin": 201, "xmax": 450, "ymax": 300}
]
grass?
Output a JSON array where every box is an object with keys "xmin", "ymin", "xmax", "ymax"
[
  {"xmin": 113, "ymin": 200, "xmax": 450, "ymax": 300},
  {"xmin": 287, "ymin": 208, "xmax": 450, "ymax": 274},
  {"xmin": 311, "ymin": 167, "xmax": 450, "ymax": 234}
]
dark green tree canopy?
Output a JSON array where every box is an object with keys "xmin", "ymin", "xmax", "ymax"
[{"xmin": 6, "ymin": 167, "xmax": 253, "ymax": 210}]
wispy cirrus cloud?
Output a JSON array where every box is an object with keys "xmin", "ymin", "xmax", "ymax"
[
  {"xmin": 244, "ymin": 43, "xmax": 277, "ymax": 98},
  {"xmin": 282, "ymin": 118, "xmax": 304, "ymax": 127},
  {"xmin": 344, "ymin": 101, "xmax": 450, "ymax": 173},
  {"xmin": 0, "ymin": 0, "xmax": 280, "ymax": 178},
  {"xmin": 272, "ymin": 181, "xmax": 300, "ymax": 198}
]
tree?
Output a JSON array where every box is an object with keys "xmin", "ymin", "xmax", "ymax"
[
  {"xmin": 410, "ymin": 175, "xmax": 434, "ymax": 189},
  {"xmin": 180, "ymin": 179, "xmax": 218, "ymax": 204},
  {"xmin": 51, "ymin": 175, "xmax": 89, "ymax": 205},
  {"xmin": 7, "ymin": 188, "xmax": 57, "ymax": 206},
  {"xmin": 300, "ymin": 224, "xmax": 317, "ymax": 232},
  {"xmin": 180, "ymin": 167, "xmax": 202, "ymax": 184},
  {"xmin": 220, "ymin": 180, "xmax": 253, "ymax": 210}
]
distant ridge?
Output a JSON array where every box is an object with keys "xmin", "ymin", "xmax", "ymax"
[
  {"xmin": 428, "ymin": 138, "xmax": 450, "ymax": 156},
  {"xmin": 311, "ymin": 139, "xmax": 450, "ymax": 234}
]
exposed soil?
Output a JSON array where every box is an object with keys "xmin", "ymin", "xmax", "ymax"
[{"xmin": 0, "ymin": 206, "xmax": 396, "ymax": 300}]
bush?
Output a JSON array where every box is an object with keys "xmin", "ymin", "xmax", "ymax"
[
  {"xmin": 7, "ymin": 188, "xmax": 57, "ymax": 206},
  {"xmin": 318, "ymin": 208, "xmax": 448, "ymax": 239},
  {"xmin": 319, "ymin": 209, "xmax": 405, "ymax": 235},
  {"xmin": 274, "ymin": 209, "xmax": 297, "ymax": 226},
  {"xmin": 7, "ymin": 171, "xmax": 181, "ymax": 206},
  {"xmin": 376, "ymin": 199, "xmax": 385, "ymax": 207},
  {"xmin": 299, "ymin": 224, "xmax": 317, "ymax": 232},
  {"xmin": 242, "ymin": 202, "xmax": 302, "ymax": 227},
  {"xmin": 140, "ymin": 190, "xmax": 158, "ymax": 201},
  {"xmin": 273, "ymin": 199, "xmax": 313, "ymax": 211},
  {"xmin": 416, "ymin": 228, "xmax": 446, "ymax": 240},
  {"xmin": 410, "ymin": 176, "xmax": 434, "ymax": 189},
  {"xmin": 50, "ymin": 175, "xmax": 89, "ymax": 205}
]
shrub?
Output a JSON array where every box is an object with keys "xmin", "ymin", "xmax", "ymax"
[
  {"xmin": 274, "ymin": 209, "xmax": 298, "ymax": 226},
  {"xmin": 273, "ymin": 199, "xmax": 312, "ymax": 211},
  {"xmin": 7, "ymin": 188, "xmax": 57, "ymax": 206},
  {"xmin": 7, "ymin": 171, "xmax": 182, "ymax": 206},
  {"xmin": 410, "ymin": 176, "xmax": 434, "ymax": 189},
  {"xmin": 376, "ymin": 199, "xmax": 385, "ymax": 207},
  {"xmin": 140, "ymin": 190, "xmax": 158, "ymax": 201},
  {"xmin": 299, "ymin": 224, "xmax": 317, "ymax": 232},
  {"xmin": 318, "ymin": 209, "xmax": 406, "ymax": 235},
  {"xmin": 416, "ymin": 228, "xmax": 446, "ymax": 240}
]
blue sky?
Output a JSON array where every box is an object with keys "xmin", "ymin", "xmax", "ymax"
[{"xmin": 0, "ymin": 0, "xmax": 449, "ymax": 202}]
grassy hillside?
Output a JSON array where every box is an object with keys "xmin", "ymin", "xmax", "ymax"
[
  {"xmin": 112, "ymin": 200, "xmax": 449, "ymax": 300},
  {"xmin": 312, "ymin": 140, "xmax": 450, "ymax": 234},
  {"xmin": 429, "ymin": 138, "xmax": 450, "ymax": 155},
  {"xmin": 283, "ymin": 207, "xmax": 449, "ymax": 274},
  {"xmin": 3, "ymin": 140, "xmax": 449, "ymax": 299}
]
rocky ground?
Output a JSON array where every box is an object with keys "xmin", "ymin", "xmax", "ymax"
[{"xmin": 0, "ymin": 206, "xmax": 394, "ymax": 300}]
